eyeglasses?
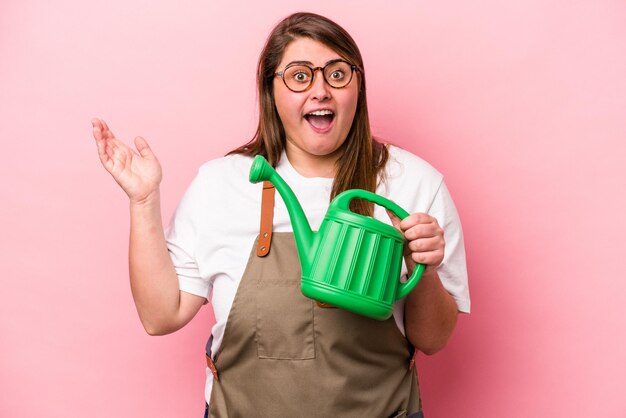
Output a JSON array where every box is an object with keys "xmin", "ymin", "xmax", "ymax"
[{"xmin": 275, "ymin": 59, "xmax": 358, "ymax": 92}]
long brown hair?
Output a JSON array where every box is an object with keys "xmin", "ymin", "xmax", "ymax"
[{"xmin": 229, "ymin": 12, "xmax": 388, "ymax": 216}]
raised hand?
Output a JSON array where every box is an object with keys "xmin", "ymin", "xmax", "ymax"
[
  {"xmin": 387, "ymin": 211, "xmax": 445, "ymax": 274},
  {"xmin": 92, "ymin": 118, "xmax": 162, "ymax": 204}
]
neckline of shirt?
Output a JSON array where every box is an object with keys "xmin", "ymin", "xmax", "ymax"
[{"xmin": 276, "ymin": 150, "xmax": 334, "ymax": 187}]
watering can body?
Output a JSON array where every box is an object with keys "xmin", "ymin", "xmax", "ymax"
[{"xmin": 249, "ymin": 155, "xmax": 425, "ymax": 320}]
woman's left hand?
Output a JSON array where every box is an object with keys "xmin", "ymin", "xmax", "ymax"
[{"xmin": 387, "ymin": 211, "xmax": 445, "ymax": 273}]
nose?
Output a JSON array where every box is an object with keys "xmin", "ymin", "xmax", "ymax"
[{"xmin": 309, "ymin": 68, "xmax": 331, "ymax": 100}]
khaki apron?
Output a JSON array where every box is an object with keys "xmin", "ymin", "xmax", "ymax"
[{"xmin": 207, "ymin": 183, "xmax": 422, "ymax": 418}]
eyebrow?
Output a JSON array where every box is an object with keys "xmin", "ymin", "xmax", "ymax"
[{"xmin": 284, "ymin": 59, "xmax": 343, "ymax": 67}]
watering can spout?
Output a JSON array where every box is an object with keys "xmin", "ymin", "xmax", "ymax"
[{"xmin": 249, "ymin": 155, "xmax": 314, "ymax": 268}]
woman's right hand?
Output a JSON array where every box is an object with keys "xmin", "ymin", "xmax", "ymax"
[{"xmin": 92, "ymin": 118, "xmax": 162, "ymax": 204}]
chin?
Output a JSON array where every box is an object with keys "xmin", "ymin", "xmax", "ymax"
[
  {"xmin": 308, "ymin": 145, "xmax": 343, "ymax": 157},
  {"xmin": 307, "ymin": 138, "xmax": 346, "ymax": 155}
]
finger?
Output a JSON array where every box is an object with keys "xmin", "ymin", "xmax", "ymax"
[
  {"xmin": 95, "ymin": 129, "xmax": 107, "ymax": 157},
  {"xmin": 91, "ymin": 117, "xmax": 103, "ymax": 130},
  {"xmin": 406, "ymin": 235, "xmax": 444, "ymax": 253},
  {"xmin": 96, "ymin": 118, "xmax": 115, "ymax": 140},
  {"xmin": 386, "ymin": 209, "xmax": 402, "ymax": 229},
  {"xmin": 92, "ymin": 124, "xmax": 103, "ymax": 141},
  {"xmin": 94, "ymin": 125, "xmax": 117, "ymax": 154},
  {"xmin": 91, "ymin": 117, "xmax": 106, "ymax": 139},
  {"xmin": 134, "ymin": 136, "xmax": 155, "ymax": 159},
  {"xmin": 399, "ymin": 213, "xmax": 435, "ymax": 231},
  {"xmin": 410, "ymin": 248, "xmax": 444, "ymax": 266},
  {"xmin": 404, "ymin": 221, "xmax": 443, "ymax": 241},
  {"xmin": 102, "ymin": 140, "xmax": 118, "ymax": 165},
  {"xmin": 92, "ymin": 124, "xmax": 112, "ymax": 165},
  {"xmin": 91, "ymin": 118, "xmax": 112, "ymax": 139},
  {"xmin": 96, "ymin": 137, "xmax": 121, "ymax": 173}
]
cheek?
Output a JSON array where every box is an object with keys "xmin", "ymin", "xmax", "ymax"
[
  {"xmin": 273, "ymin": 89, "xmax": 300, "ymax": 126},
  {"xmin": 275, "ymin": 101, "xmax": 297, "ymax": 130},
  {"xmin": 345, "ymin": 76, "xmax": 360, "ymax": 109},
  {"xmin": 340, "ymin": 89, "xmax": 359, "ymax": 124}
]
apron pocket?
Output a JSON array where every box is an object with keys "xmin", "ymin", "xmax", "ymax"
[{"xmin": 256, "ymin": 280, "xmax": 315, "ymax": 359}]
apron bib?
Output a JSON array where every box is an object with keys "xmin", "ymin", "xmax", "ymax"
[{"xmin": 207, "ymin": 183, "xmax": 422, "ymax": 417}]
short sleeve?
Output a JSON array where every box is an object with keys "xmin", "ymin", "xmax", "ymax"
[
  {"xmin": 165, "ymin": 171, "xmax": 212, "ymax": 299},
  {"xmin": 428, "ymin": 181, "xmax": 470, "ymax": 313}
]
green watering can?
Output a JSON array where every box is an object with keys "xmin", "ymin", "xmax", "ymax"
[{"xmin": 249, "ymin": 155, "xmax": 425, "ymax": 320}]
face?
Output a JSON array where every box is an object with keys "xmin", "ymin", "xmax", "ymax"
[{"xmin": 273, "ymin": 37, "xmax": 359, "ymax": 176}]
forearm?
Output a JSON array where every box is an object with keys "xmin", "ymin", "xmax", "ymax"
[
  {"xmin": 128, "ymin": 190, "xmax": 185, "ymax": 335},
  {"xmin": 92, "ymin": 119, "xmax": 202, "ymax": 334},
  {"xmin": 404, "ymin": 268, "xmax": 458, "ymax": 355}
]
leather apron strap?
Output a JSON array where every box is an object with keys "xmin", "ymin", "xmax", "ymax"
[{"xmin": 256, "ymin": 181, "xmax": 275, "ymax": 257}]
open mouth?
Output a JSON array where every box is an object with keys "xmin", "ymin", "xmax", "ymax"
[{"xmin": 304, "ymin": 110, "xmax": 335, "ymax": 131}]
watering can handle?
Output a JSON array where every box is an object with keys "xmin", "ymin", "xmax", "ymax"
[{"xmin": 332, "ymin": 189, "xmax": 426, "ymax": 300}]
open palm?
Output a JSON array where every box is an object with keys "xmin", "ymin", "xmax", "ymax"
[{"xmin": 92, "ymin": 118, "xmax": 162, "ymax": 203}]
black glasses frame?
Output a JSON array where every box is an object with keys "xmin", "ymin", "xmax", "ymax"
[{"xmin": 274, "ymin": 59, "xmax": 359, "ymax": 92}]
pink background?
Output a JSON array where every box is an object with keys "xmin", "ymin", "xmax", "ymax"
[{"xmin": 2, "ymin": 1, "xmax": 625, "ymax": 417}]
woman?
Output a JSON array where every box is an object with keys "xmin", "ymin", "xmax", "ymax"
[{"xmin": 92, "ymin": 12, "xmax": 469, "ymax": 418}]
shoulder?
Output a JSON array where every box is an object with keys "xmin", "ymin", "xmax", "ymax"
[
  {"xmin": 383, "ymin": 145, "xmax": 443, "ymax": 187},
  {"xmin": 192, "ymin": 153, "xmax": 258, "ymax": 194},
  {"xmin": 375, "ymin": 145, "xmax": 448, "ymax": 214},
  {"xmin": 196, "ymin": 153, "xmax": 254, "ymax": 179},
  {"xmin": 177, "ymin": 153, "xmax": 258, "ymax": 210}
]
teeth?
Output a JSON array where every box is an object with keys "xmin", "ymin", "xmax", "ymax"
[{"xmin": 307, "ymin": 110, "xmax": 334, "ymax": 116}]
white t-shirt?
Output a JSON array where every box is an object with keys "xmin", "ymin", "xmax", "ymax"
[{"xmin": 166, "ymin": 145, "xmax": 470, "ymax": 403}]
